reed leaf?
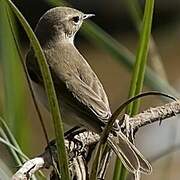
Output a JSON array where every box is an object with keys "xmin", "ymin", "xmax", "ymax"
[
  {"xmin": 114, "ymin": 1, "xmax": 155, "ymax": 179},
  {"xmin": 5, "ymin": 0, "xmax": 70, "ymax": 179},
  {"xmin": 0, "ymin": 0, "xmax": 28, "ymax": 151}
]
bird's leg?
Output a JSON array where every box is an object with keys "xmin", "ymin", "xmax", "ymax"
[{"xmin": 120, "ymin": 114, "xmax": 135, "ymax": 143}]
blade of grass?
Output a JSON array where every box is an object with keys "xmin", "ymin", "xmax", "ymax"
[
  {"xmin": 6, "ymin": 0, "xmax": 51, "ymax": 161},
  {"xmin": 0, "ymin": 116, "xmax": 45, "ymax": 179},
  {"xmin": 0, "ymin": 116, "xmax": 25, "ymax": 162},
  {"xmin": 5, "ymin": 0, "xmax": 70, "ymax": 179},
  {"xmin": 0, "ymin": 1, "xmax": 28, "ymax": 166},
  {"xmin": 0, "ymin": 136, "xmax": 28, "ymax": 160},
  {"xmin": 89, "ymin": 143, "xmax": 105, "ymax": 179},
  {"xmin": 128, "ymin": 0, "xmax": 155, "ymax": 114},
  {"xmin": 0, "ymin": 136, "xmax": 44, "ymax": 180},
  {"xmin": 114, "ymin": 1, "xmax": 155, "ymax": 180},
  {"xmin": 0, "ymin": 123, "xmax": 22, "ymax": 166},
  {"xmin": 0, "ymin": 0, "xmax": 28, "ymax": 152},
  {"xmin": 124, "ymin": 0, "xmax": 142, "ymax": 28},
  {"xmin": 0, "ymin": 4, "xmax": 46, "ymax": 179},
  {"xmin": 124, "ymin": 0, "xmax": 168, "ymax": 80}
]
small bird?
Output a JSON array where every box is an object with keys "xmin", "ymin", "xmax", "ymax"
[{"xmin": 26, "ymin": 7, "xmax": 151, "ymax": 176}]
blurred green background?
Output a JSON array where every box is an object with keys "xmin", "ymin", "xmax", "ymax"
[{"xmin": 1, "ymin": 0, "xmax": 180, "ymax": 179}]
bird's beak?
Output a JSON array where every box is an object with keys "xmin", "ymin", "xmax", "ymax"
[{"xmin": 82, "ymin": 14, "xmax": 95, "ymax": 20}]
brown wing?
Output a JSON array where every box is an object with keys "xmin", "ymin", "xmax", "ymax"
[
  {"xmin": 47, "ymin": 43, "xmax": 112, "ymax": 122},
  {"xmin": 26, "ymin": 44, "xmax": 112, "ymax": 128}
]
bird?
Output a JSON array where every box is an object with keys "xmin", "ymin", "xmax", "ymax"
[{"xmin": 26, "ymin": 6, "xmax": 152, "ymax": 176}]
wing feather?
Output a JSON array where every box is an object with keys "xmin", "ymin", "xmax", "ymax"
[{"xmin": 27, "ymin": 44, "xmax": 112, "ymax": 126}]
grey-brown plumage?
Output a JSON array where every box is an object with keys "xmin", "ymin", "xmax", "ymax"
[{"xmin": 26, "ymin": 7, "xmax": 152, "ymax": 176}]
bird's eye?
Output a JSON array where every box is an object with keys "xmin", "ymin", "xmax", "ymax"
[{"xmin": 72, "ymin": 16, "xmax": 80, "ymax": 23}]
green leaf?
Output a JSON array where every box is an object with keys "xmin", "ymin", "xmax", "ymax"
[
  {"xmin": 0, "ymin": 116, "xmax": 45, "ymax": 179},
  {"xmin": 0, "ymin": 116, "xmax": 25, "ymax": 163},
  {"xmin": 5, "ymin": 0, "xmax": 70, "ymax": 179},
  {"xmin": 114, "ymin": 0, "xmax": 155, "ymax": 179},
  {"xmin": 0, "ymin": 137, "xmax": 28, "ymax": 160},
  {"xmin": 128, "ymin": 0, "xmax": 155, "ymax": 115},
  {"xmin": 0, "ymin": 0, "xmax": 29, "ymax": 152}
]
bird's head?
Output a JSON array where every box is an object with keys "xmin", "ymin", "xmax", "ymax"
[{"xmin": 35, "ymin": 7, "xmax": 95, "ymax": 45}]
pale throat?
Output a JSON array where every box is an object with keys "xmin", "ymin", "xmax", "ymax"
[
  {"xmin": 58, "ymin": 32, "xmax": 75, "ymax": 45},
  {"xmin": 67, "ymin": 34, "xmax": 75, "ymax": 44}
]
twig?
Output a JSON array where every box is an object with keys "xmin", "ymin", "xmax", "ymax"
[
  {"xmin": 12, "ymin": 130, "xmax": 100, "ymax": 180},
  {"xmin": 12, "ymin": 99, "xmax": 180, "ymax": 179},
  {"xmin": 12, "ymin": 157, "xmax": 45, "ymax": 180},
  {"xmin": 128, "ymin": 100, "xmax": 180, "ymax": 129}
]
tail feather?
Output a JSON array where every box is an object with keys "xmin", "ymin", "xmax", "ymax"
[{"xmin": 107, "ymin": 131, "xmax": 152, "ymax": 175}]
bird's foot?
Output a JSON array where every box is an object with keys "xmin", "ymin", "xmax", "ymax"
[{"xmin": 120, "ymin": 114, "xmax": 135, "ymax": 143}]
